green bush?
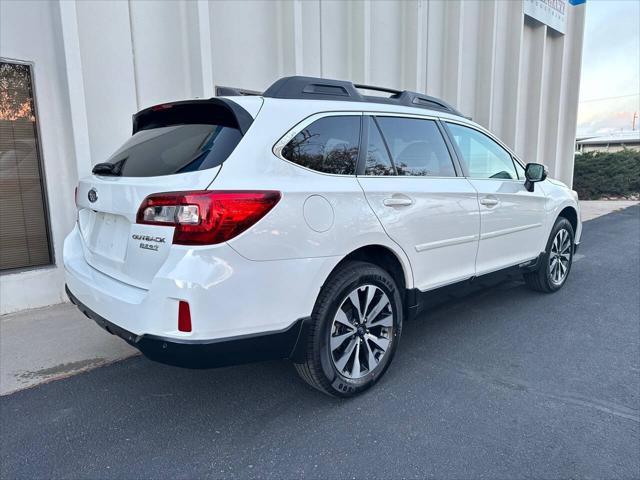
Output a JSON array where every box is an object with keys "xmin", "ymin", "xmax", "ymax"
[{"xmin": 573, "ymin": 149, "xmax": 640, "ymax": 200}]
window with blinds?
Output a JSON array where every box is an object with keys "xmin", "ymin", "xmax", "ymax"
[{"xmin": 0, "ymin": 61, "xmax": 53, "ymax": 272}]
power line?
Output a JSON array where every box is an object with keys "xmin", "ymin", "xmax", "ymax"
[{"xmin": 579, "ymin": 93, "xmax": 639, "ymax": 103}]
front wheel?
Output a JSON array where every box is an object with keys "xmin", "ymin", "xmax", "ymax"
[
  {"xmin": 524, "ymin": 217, "xmax": 575, "ymax": 293},
  {"xmin": 294, "ymin": 261, "xmax": 403, "ymax": 397}
]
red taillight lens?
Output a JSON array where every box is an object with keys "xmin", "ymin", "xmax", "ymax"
[
  {"xmin": 178, "ymin": 301, "xmax": 192, "ymax": 332},
  {"xmin": 136, "ymin": 190, "xmax": 281, "ymax": 245}
]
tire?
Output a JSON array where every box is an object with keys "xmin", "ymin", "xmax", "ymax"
[
  {"xmin": 523, "ymin": 216, "xmax": 575, "ymax": 293},
  {"xmin": 294, "ymin": 261, "xmax": 403, "ymax": 397}
]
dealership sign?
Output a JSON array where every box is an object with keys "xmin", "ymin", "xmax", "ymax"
[{"xmin": 524, "ymin": 0, "xmax": 585, "ymax": 35}]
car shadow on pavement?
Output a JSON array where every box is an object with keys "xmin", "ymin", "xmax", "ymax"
[{"xmin": 64, "ymin": 270, "xmax": 530, "ymax": 410}]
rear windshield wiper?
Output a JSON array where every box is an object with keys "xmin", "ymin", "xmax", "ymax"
[{"xmin": 92, "ymin": 159, "xmax": 126, "ymax": 176}]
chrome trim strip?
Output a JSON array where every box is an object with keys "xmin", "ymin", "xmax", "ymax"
[{"xmin": 365, "ymin": 111, "xmax": 440, "ymax": 121}]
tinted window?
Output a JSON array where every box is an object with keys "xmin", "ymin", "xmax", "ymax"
[
  {"xmin": 376, "ymin": 117, "xmax": 456, "ymax": 177},
  {"xmin": 103, "ymin": 124, "xmax": 242, "ymax": 177},
  {"xmin": 447, "ymin": 123, "xmax": 517, "ymax": 180},
  {"xmin": 364, "ymin": 117, "xmax": 394, "ymax": 175},
  {"xmin": 281, "ymin": 116, "xmax": 360, "ymax": 175}
]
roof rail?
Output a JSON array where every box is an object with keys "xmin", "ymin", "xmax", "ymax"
[{"xmin": 262, "ymin": 76, "xmax": 464, "ymax": 117}]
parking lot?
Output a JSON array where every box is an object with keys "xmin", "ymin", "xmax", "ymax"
[{"xmin": 1, "ymin": 206, "xmax": 638, "ymax": 479}]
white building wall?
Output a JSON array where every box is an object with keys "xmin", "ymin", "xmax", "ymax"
[
  {"xmin": 0, "ymin": 0, "xmax": 79, "ymax": 312},
  {"xmin": 0, "ymin": 0, "xmax": 586, "ymax": 314}
]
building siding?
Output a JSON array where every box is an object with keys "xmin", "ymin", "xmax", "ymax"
[{"xmin": 0, "ymin": 0, "xmax": 586, "ymax": 313}]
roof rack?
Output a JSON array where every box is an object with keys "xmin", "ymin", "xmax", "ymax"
[{"xmin": 261, "ymin": 76, "xmax": 464, "ymax": 117}]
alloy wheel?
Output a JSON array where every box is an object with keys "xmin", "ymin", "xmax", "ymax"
[
  {"xmin": 549, "ymin": 228, "xmax": 572, "ymax": 286},
  {"xmin": 329, "ymin": 285, "xmax": 394, "ymax": 379}
]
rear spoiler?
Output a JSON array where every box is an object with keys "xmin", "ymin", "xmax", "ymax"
[
  {"xmin": 215, "ymin": 86, "xmax": 262, "ymax": 97},
  {"xmin": 132, "ymin": 98, "xmax": 255, "ymax": 136}
]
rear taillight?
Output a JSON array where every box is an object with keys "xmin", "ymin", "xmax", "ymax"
[{"xmin": 136, "ymin": 190, "xmax": 281, "ymax": 245}]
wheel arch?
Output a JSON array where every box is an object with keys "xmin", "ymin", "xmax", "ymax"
[
  {"xmin": 316, "ymin": 244, "xmax": 417, "ymax": 322},
  {"xmin": 557, "ymin": 205, "xmax": 578, "ymax": 234},
  {"xmin": 332, "ymin": 245, "xmax": 410, "ymax": 291}
]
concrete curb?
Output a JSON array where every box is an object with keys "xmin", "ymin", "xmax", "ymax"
[{"xmin": 0, "ymin": 303, "xmax": 137, "ymax": 396}]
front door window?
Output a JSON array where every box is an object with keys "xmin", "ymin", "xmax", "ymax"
[{"xmin": 446, "ymin": 123, "xmax": 518, "ymax": 180}]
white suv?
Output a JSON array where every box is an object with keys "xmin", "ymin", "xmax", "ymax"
[{"xmin": 64, "ymin": 76, "xmax": 581, "ymax": 397}]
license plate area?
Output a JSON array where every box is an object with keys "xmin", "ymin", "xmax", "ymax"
[{"xmin": 79, "ymin": 210, "xmax": 130, "ymax": 262}]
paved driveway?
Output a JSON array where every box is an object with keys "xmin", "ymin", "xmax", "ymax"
[{"xmin": 1, "ymin": 207, "xmax": 638, "ymax": 479}]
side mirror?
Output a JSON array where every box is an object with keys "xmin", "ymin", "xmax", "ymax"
[{"xmin": 524, "ymin": 163, "xmax": 548, "ymax": 192}]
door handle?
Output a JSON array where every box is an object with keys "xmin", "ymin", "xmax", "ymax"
[
  {"xmin": 383, "ymin": 197, "xmax": 413, "ymax": 207},
  {"xmin": 480, "ymin": 197, "xmax": 499, "ymax": 207}
]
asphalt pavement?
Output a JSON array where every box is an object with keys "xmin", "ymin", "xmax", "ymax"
[{"xmin": 1, "ymin": 206, "xmax": 638, "ymax": 479}]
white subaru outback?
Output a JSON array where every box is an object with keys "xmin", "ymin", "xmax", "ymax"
[{"xmin": 65, "ymin": 76, "xmax": 581, "ymax": 397}]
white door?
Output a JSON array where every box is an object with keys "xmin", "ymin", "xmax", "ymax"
[
  {"xmin": 444, "ymin": 122, "xmax": 548, "ymax": 275},
  {"xmin": 358, "ymin": 116, "xmax": 480, "ymax": 291}
]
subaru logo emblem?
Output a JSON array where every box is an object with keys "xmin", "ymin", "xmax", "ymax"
[{"xmin": 88, "ymin": 188, "xmax": 98, "ymax": 203}]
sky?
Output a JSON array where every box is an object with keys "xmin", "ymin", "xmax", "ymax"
[{"xmin": 577, "ymin": 0, "xmax": 640, "ymax": 137}]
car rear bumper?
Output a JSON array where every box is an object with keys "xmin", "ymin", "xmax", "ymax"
[
  {"xmin": 64, "ymin": 224, "xmax": 335, "ymax": 341},
  {"xmin": 66, "ymin": 285, "xmax": 310, "ymax": 368}
]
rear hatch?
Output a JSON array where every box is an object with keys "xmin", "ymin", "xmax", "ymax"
[{"xmin": 75, "ymin": 98, "xmax": 258, "ymax": 289}]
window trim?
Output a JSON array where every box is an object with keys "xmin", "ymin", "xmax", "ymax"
[
  {"xmin": 272, "ymin": 110, "xmax": 526, "ymax": 182},
  {"xmin": 357, "ymin": 114, "xmax": 463, "ymax": 179},
  {"xmin": 356, "ymin": 116, "xmax": 397, "ymax": 176},
  {"xmin": 272, "ymin": 111, "xmax": 363, "ymax": 177},
  {"xmin": 372, "ymin": 116, "xmax": 398, "ymax": 175},
  {"xmin": 442, "ymin": 119, "xmax": 526, "ymax": 182},
  {"xmin": 436, "ymin": 119, "xmax": 465, "ymax": 177},
  {"xmin": 0, "ymin": 57, "xmax": 55, "ymax": 274}
]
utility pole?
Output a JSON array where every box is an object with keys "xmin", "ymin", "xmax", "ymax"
[{"xmin": 633, "ymin": 112, "xmax": 638, "ymax": 131}]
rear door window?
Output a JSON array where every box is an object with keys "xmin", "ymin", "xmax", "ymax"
[
  {"xmin": 281, "ymin": 116, "xmax": 360, "ymax": 175},
  {"xmin": 103, "ymin": 123, "xmax": 242, "ymax": 177},
  {"xmin": 375, "ymin": 117, "xmax": 457, "ymax": 177}
]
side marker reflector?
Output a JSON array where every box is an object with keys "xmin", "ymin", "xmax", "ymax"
[{"xmin": 178, "ymin": 301, "xmax": 192, "ymax": 332}]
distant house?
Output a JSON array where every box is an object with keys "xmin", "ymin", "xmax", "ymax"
[{"xmin": 576, "ymin": 132, "xmax": 640, "ymax": 153}]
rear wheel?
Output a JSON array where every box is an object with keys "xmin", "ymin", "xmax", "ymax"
[
  {"xmin": 524, "ymin": 217, "xmax": 575, "ymax": 293},
  {"xmin": 294, "ymin": 261, "xmax": 403, "ymax": 397}
]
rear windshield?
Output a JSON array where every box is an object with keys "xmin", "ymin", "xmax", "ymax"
[{"xmin": 103, "ymin": 123, "xmax": 242, "ymax": 177}]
